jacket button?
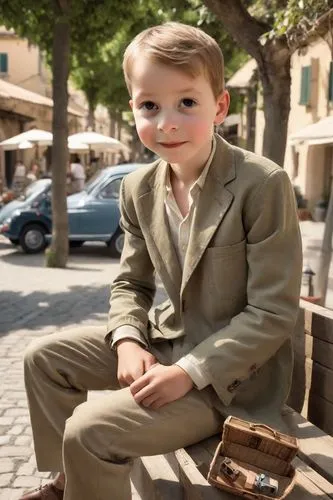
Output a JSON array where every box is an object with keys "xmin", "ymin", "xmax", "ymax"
[{"xmin": 227, "ymin": 380, "xmax": 241, "ymax": 393}]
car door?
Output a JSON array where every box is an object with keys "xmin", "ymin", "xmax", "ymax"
[{"xmin": 74, "ymin": 176, "xmax": 123, "ymax": 241}]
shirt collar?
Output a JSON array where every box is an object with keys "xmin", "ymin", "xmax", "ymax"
[{"xmin": 165, "ymin": 135, "xmax": 216, "ymax": 193}]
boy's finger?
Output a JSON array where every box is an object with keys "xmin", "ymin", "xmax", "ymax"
[
  {"xmin": 130, "ymin": 372, "xmax": 150, "ymax": 394},
  {"xmin": 140, "ymin": 393, "xmax": 159, "ymax": 408},
  {"xmin": 132, "ymin": 384, "xmax": 155, "ymax": 403}
]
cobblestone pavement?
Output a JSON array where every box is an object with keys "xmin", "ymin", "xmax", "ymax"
[
  {"xmin": 1, "ymin": 221, "xmax": 333, "ymax": 499},
  {"xmin": 0, "ymin": 238, "xmax": 155, "ymax": 499}
]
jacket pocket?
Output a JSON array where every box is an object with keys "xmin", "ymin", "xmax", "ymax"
[{"xmin": 206, "ymin": 239, "xmax": 247, "ymax": 303}]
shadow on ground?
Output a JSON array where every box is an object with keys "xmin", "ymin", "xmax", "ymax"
[
  {"xmin": 0, "ymin": 284, "xmax": 110, "ymax": 335},
  {"xmin": 0, "ymin": 241, "xmax": 119, "ymax": 269},
  {"xmin": 0, "ymin": 282, "xmax": 167, "ymax": 336}
]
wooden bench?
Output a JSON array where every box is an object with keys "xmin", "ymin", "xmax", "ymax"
[
  {"xmin": 289, "ymin": 299, "xmax": 333, "ymax": 435},
  {"xmin": 132, "ymin": 406, "xmax": 333, "ymax": 499},
  {"xmin": 131, "ymin": 300, "xmax": 333, "ymax": 499}
]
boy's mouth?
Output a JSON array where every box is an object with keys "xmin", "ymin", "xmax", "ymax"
[{"xmin": 158, "ymin": 141, "xmax": 187, "ymax": 149}]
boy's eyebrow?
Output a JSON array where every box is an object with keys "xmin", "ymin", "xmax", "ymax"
[{"xmin": 134, "ymin": 88, "xmax": 202, "ymax": 100}]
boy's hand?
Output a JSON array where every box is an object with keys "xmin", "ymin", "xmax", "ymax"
[
  {"xmin": 130, "ymin": 364, "xmax": 194, "ymax": 409},
  {"xmin": 116, "ymin": 340, "xmax": 157, "ymax": 387}
]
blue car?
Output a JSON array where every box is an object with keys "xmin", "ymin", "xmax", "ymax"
[
  {"xmin": 0, "ymin": 178, "xmax": 52, "ymax": 244},
  {"xmin": 0, "ymin": 163, "xmax": 144, "ymax": 255}
]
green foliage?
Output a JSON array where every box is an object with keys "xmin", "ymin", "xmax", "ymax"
[
  {"xmin": 0, "ymin": 0, "xmax": 136, "ymax": 62},
  {"xmin": 73, "ymin": 0, "xmax": 248, "ymax": 119},
  {"xmin": 255, "ymin": 0, "xmax": 333, "ymax": 45}
]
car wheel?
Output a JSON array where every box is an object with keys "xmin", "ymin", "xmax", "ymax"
[
  {"xmin": 69, "ymin": 240, "xmax": 84, "ymax": 248},
  {"xmin": 108, "ymin": 227, "xmax": 124, "ymax": 257},
  {"xmin": 19, "ymin": 224, "xmax": 47, "ymax": 254},
  {"xmin": 9, "ymin": 238, "xmax": 19, "ymax": 245}
]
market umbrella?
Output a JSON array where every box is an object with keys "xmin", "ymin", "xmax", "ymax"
[
  {"xmin": 0, "ymin": 129, "xmax": 53, "ymax": 150},
  {"xmin": 68, "ymin": 131, "xmax": 128, "ymax": 152},
  {"xmin": 18, "ymin": 140, "xmax": 34, "ymax": 150},
  {"xmin": 68, "ymin": 140, "xmax": 90, "ymax": 153}
]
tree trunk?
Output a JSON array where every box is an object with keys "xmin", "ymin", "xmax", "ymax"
[
  {"xmin": 87, "ymin": 99, "xmax": 95, "ymax": 131},
  {"xmin": 108, "ymin": 109, "xmax": 116, "ymax": 164},
  {"xmin": 203, "ymin": 0, "xmax": 291, "ymax": 166},
  {"xmin": 109, "ymin": 109, "xmax": 116, "ymax": 138},
  {"xmin": 259, "ymin": 49, "xmax": 291, "ymax": 166},
  {"xmin": 45, "ymin": 0, "xmax": 70, "ymax": 268}
]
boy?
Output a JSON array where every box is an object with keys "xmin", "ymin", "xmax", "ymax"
[{"xmin": 21, "ymin": 22, "xmax": 302, "ymax": 500}]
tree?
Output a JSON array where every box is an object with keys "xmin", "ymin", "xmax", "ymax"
[
  {"xmin": 200, "ymin": 0, "xmax": 331, "ymax": 166},
  {"xmin": 0, "ymin": 0, "xmax": 135, "ymax": 267}
]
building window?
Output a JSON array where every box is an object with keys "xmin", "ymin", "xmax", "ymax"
[
  {"xmin": 0, "ymin": 53, "xmax": 8, "ymax": 73},
  {"xmin": 299, "ymin": 65, "xmax": 311, "ymax": 106},
  {"xmin": 329, "ymin": 61, "xmax": 333, "ymax": 102}
]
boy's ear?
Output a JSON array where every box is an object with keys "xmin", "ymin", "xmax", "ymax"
[
  {"xmin": 214, "ymin": 90, "xmax": 230, "ymax": 126},
  {"xmin": 129, "ymin": 99, "xmax": 133, "ymax": 110}
]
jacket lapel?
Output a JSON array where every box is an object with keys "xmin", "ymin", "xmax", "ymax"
[
  {"xmin": 137, "ymin": 161, "xmax": 182, "ymax": 302},
  {"xmin": 181, "ymin": 137, "xmax": 236, "ymax": 296}
]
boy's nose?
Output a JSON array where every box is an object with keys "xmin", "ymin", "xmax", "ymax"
[{"xmin": 157, "ymin": 112, "xmax": 179, "ymax": 133}]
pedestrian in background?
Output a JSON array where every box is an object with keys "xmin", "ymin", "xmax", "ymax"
[
  {"xmin": 26, "ymin": 163, "xmax": 39, "ymax": 185},
  {"xmin": 12, "ymin": 160, "xmax": 26, "ymax": 195},
  {"xmin": 69, "ymin": 155, "xmax": 85, "ymax": 192}
]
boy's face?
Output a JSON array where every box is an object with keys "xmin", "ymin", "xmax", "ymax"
[{"xmin": 129, "ymin": 55, "xmax": 229, "ymax": 171}]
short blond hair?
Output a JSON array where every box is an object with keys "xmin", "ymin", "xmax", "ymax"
[{"xmin": 123, "ymin": 22, "xmax": 224, "ymax": 99}]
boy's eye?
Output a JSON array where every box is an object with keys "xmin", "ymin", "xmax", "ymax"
[
  {"xmin": 141, "ymin": 101, "xmax": 157, "ymax": 111},
  {"xmin": 180, "ymin": 98, "xmax": 196, "ymax": 108}
]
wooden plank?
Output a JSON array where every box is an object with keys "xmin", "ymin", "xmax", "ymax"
[
  {"xmin": 290, "ymin": 358, "xmax": 333, "ymax": 404},
  {"xmin": 293, "ymin": 332, "xmax": 333, "ymax": 370},
  {"xmin": 308, "ymin": 392, "xmax": 333, "ymax": 436},
  {"xmin": 293, "ymin": 457, "xmax": 333, "ymax": 499},
  {"xmin": 131, "ymin": 455, "xmax": 182, "ymax": 500},
  {"xmin": 309, "ymin": 360, "xmax": 333, "ymax": 404},
  {"xmin": 282, "ymin": 407, "xmax": 333, "ymax": 484},
  {"xmin": 299, "ymin": 299, "xmax": 333, "ymax": 344}
]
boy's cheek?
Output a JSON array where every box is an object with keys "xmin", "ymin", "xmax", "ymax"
[{"xmin": 136, "ymin": 121, "xmax": 154, "ymax": 150}]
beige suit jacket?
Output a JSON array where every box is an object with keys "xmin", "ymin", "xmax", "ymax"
[{"xmin": 107, "ymin": 135, "xmax": 302, "ymax": 426}]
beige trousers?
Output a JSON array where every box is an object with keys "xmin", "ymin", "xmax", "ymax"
[{"xmin": 24, "ymin": 326, "xmax": 223, "ymax": 500}]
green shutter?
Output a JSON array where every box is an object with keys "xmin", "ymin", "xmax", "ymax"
[
  {"xmin": 329, "ymin": 61, "xmax": 333, "ymax": 102},
  {"xmin": 299, "ymin": 65, "xmax": 311, "ymax": 105},
  {"xmin": 0, "ymin": 53, "xmax": 8, "ymax": 73}
]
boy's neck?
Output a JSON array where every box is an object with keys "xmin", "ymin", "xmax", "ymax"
[{"xmin": 169, "ymin": 137, "xmax": 214, "ymax": 187}]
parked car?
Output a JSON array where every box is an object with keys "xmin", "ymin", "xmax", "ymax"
[
  {"xmin": 0, "ymin": 163, "xmax": 145, "ymax": 255},
  {"xmin": 0, "ymin": 178, "xmax": 51, "ymax": 244}
]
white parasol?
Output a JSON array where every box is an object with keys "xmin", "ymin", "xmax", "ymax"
[
  {"xmin": 0, "ymin": 129, "xmax": 53, "ymax": 150},
  {"xmin": 68, "ymin": 131, "xmax": 128, "ymax": 152}
]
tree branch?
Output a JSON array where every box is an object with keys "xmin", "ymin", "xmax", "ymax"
[{"xmin": 203, "ymin": 0, "xmax": 269, "ymax": 61}]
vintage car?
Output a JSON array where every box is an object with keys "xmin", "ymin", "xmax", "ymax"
[{"xmin": 0, "ymin": 163, "xmax": 144, "ymax": 255}]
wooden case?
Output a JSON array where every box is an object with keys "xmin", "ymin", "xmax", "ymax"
[{"xmin": 207, "ymin": 416, "xmax": 299, "ymax": 499}]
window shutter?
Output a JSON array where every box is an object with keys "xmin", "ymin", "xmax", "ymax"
[
  {"xmin": 0, "ymin": 53, "xmax": 8, "ymax": 73},
  {"xmin": 299, "ymin": 65, "xmax": 311, "ymax": 106},
  {"xmin": 329, "ymin": 61, "xmax": 333, "ymax": 102}
]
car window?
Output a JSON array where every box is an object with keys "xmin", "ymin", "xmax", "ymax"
[
  {"xmin": 99, "ymin": 178, "xmax": 122, "ymax": 200},
  {"xmin": 85, "ymin": 170, "xmax": 110, "ymax": 194},
  {"xmin": 21, "ymin": 180, "xmax": 50, "ymax": 201}
]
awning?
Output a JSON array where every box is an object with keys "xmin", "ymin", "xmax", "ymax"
[
  {"xmin": 226, "ymin": 59, "xmax": 257, "ymax": 89},
  {"xmin": 289, "ymin": 116, "xmax": 333, "ymax": 145},
  {"xmin": 0, "ymin": 79, "xmax": 84, "ymax": 117}
]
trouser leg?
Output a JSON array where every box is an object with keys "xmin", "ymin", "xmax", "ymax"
[
  {"xmin": 63, "ymin": 385, "xmax": 223, "ymax": 500},
  {"xmin": 24, "ymin": 326, "xmax": 119, "ymax": 471}
]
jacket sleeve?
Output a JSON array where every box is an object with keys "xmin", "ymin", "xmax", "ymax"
[
  {"xmin": 177, "ymin": 168, "xmax": 302, "ymax": 405},
  {"xmin": 105, "ymin": 177, "xmax": 156, "ymax": 346}
]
